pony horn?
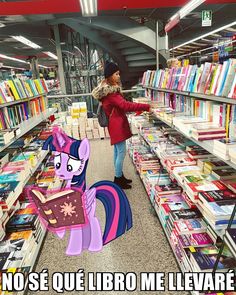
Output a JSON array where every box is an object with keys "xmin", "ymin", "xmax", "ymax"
[{"xmin": 52, "ymin": 126, "xmax": 69, "ymax": 149}]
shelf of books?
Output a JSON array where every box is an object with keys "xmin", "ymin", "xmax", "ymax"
[
  {"xmin": 127, "ymin": 112, "xmax": 236, "ymax": 294},
  {"xmin": 0, "ymin": 121, "xmax": 65, "ymax": 294},
  {"xmin": 0, "ymin": 78, "xmax": 48, "ymax": 108},
  {"xmin": 142, "ymin": 59, "xmax": 236, "ymax": 100},
  {"xmin": 141, "ymin": 60, "xmax": 236, "ymax": 171},
  {"xmin": 0, "ymin": 108, "xmax": 56, "ymax": 153},
  {"xmin": 0, "ymin": 74, "xmax": 58, "ymax": 293}
]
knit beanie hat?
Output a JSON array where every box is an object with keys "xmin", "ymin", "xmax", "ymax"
[{"xmin": 104, "ymin": 61, "xmax": 119, "ymax": 78}]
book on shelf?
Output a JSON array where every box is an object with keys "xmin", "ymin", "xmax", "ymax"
[
  {"xmin": 198, "ymin": 200, "xmax": 236, "ymax": 228},
  {"xmin": 190, "ymin": 244, "xmax": 236, "ymax": 272},
  {"xmin": 187, "ymin": 149, "xmax": 215, "ymax": 160},
  {"xmin": 190, "ymin": 124, "xmax": 226, "ymax": 141},
  {"xmin": 174, "ymin": 218, "xmax": 207, "ymax": 235},
  {"xmin": 6, "ymin": 214, "xmax": 38, "ymax": 232},
  {"xmin": 155, "ymin": 183, "xmax": 182, "ymax": 196},
  {"xmin": 178, "ymin": 232, "xmax": 214, "ymax": 248},
  {"xmin": 211, "ymin": 168, "xmax": 236, "ymax": 180},
  {"xmin": 185, "ymin": 180, "xmax": 227, "ymax": 200},
  {"xmin": 198, "ymin": 158, "xmax": 230, "ymax": 174},
  {"xmin": 222, "ymin": 180, "xmax": 236, "ymax": 193},
  {"xmin": 198, "ymin": 189, "xmax": 236, "ymax": 205}
]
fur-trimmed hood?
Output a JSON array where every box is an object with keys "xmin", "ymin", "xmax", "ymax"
[{"xmin": 91, "ymin": 82, "xmax": 122, "ymax": 100}]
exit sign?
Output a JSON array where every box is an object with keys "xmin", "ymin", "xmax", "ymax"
[{"xmin": 202, "ymin": 10, "xmax": 212, "ymax": 27}]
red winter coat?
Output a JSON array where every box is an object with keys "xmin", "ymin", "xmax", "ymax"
[{"xmin": 102, "ymin": 92, "xmax": 150, "ymax": 145}]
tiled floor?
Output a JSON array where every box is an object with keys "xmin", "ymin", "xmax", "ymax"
[{"xmin": 29, "ymin": 139, "xmax": 189, "ymax": 295}]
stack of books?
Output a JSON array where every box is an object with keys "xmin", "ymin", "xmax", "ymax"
[
  {"xmin": 197, "ymin": 158, "xmax": 229, "ymax": 174},
  {"xmin": 0, "ymin": 206, "xmax": 45, "ymax": 271},
  {"xmin": 190, "ymin": 124, "xmax": 226, "ymax": 141},
  {"xmin": 136, "ymin": 153, "xmax": 160, "ymax": 176},
  {"xmin": 53, "ymin": 113, "xmax": 109, "ymax": 140},
  {"xmin": 173, "ymin": 116, "xmax": 209, "ymax": 137},
  {"xmin": 213, "ymin": 139, "xmax": 236, "ymax": 161}
]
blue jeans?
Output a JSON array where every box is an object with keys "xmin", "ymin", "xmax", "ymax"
[{"xmin": 114, "ymin": 140, "xmax": 126, "ymax": 178}]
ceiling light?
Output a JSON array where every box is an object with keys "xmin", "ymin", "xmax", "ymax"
[
  {"xmin": 38, "ymin": 64, "xmax": 50, "ymax": 69},
  {"xmin": 11, "ymin": 36, "xmax": 41, "ymax": 49},
  {"xmin": 170, "ymin": 20, "xmax": 236, "ymax": 51},
  {"xmin": 165, "ymin": 0, "xmax": 205, "ymax": 32},
  {"xmin": 179, "ymin": 0, "xmax": 205, "ymax": 19},
  {"xmin": 0, "ymin": 54, "xmax": 29, "ymax": 64},
  {"xmin": 79, "ymin": 0, "xmax": 97, "ymax": 17},
  {"xmin": 43, "ymin": 52, "xmax": 58, "ymax": 60},
  {"xmin": 1, "ymin": 65, "xmax": 26, "ymax": 70}
]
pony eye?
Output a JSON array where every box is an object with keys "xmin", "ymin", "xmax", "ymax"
[
  {"xmin": 67, "ymin": 158, "xmax": 82, "ymax": 172},
  {"xmin": 56, "ymin": 162, "xmax": 61, "ymax": 169},
  {"xmin": 54, "ymin": 154, "xmax": 61, "ymax": 170},
  {"xmin": 67, "ymin": 164, "xmax": 73, "ymax": 172}
]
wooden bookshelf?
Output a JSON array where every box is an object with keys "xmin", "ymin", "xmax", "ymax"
[
  {"xmin": 0, "ymin": 108, "xmax": 56, "ymax": 153},
  {"xmin": 0, "ymin": 93, "xmax": 47, "ymax": 109},
  {"xmin": 145, "ymin": 86, "xmax": 236, "ymax": 105}
]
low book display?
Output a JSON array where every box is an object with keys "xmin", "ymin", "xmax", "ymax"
[{"xmin": 29, "ymin": 188, "xmax": 87, "ymax": 231}]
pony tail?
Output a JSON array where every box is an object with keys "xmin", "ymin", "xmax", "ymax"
[{"xmin": 89, "ymin": 180, "xmax": 132, "ymax": 245}]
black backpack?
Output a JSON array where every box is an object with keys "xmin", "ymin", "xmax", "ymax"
[{"xmin": 97, "ymin": 104, "xmax": 109, "ymax": 127}]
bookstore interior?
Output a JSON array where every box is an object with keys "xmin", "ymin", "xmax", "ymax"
[{"xmin": 1, "ymin": 0, "xmax": 236, "ymax": 294}]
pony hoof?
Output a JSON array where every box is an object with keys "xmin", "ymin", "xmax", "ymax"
[
  {"xmin": 65, "ymin": 248, "xmax": 82, "ymax": 256},
  {"xmin": 88, "ymin": 245, "xmax": 103, "ymax": 252}
]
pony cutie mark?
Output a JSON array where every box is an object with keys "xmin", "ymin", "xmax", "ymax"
[{"xmin": 28, "ymin": 127, "xmax": 132, "ymax": 256}]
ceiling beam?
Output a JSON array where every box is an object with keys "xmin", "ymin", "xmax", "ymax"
[{"xmin": 55, "ymin": 19, "xmax": 129, "ymax": 74}]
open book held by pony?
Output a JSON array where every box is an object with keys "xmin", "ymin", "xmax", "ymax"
[{"xmin": 27, "ymin": 127, "xmax": 132, "ymax": 256}]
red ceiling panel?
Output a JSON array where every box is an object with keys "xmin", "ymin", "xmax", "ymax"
[{"xmin": 0, "ymin": 0, "xmax": 235, "ymax": 15}]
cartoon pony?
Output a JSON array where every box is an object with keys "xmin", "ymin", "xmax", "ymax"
[{"xmin": 28, "ymin": 127, "xmax": 132, "ymax": 256}]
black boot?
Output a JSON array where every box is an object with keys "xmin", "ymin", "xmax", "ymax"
[
  {"xmin": 121, "ymin": 173, "xmax": 132, "ymax": 184},
  {"xmin": 114, "ymin": 176, "xmax": 132, "ymax": 189}
]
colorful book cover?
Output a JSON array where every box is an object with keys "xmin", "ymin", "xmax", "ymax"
[{"xmin": 6, "ymin": 214, "xmax": 37, "ymax": 229}]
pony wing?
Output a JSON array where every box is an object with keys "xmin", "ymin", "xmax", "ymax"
[{"xmin": 84, "ymin": 188, "xmax": 96, "ymax": 213}]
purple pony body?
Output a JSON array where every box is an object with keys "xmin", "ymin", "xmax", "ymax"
[{"xmin": 28, "ymin": 127, "xmax": 132, "ymax": 256}]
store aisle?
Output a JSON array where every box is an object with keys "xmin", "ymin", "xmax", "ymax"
[{"xmin": 30, "ymin": 139, "xmax": 188, "ymax": 295}]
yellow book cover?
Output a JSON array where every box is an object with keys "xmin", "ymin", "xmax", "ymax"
[
  {"xmin": 225, "ymin": 104, "xmax": 231, "ymax": 138},
  {"xmin": 34, "ymin": 79, "xmax": 44, "ymax": 94},
  {"xmin": 161, "ymin": 70, "xmax": 168, "ymax": 88},
  {"xmin": 209, "ymin": 64, "xmax": 218, "ymax": 94},
  {"xmin": 24, "ymin": 81, "xmax": 34, "ymax": 97},
  {"xmin": 7, "ymin": 80, "xmax": 20, "ymax": 100}
]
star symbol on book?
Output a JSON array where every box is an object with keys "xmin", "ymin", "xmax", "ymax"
[{"xmin": 60, "ymin": 202, "xmax": 76, "ymax": 217}]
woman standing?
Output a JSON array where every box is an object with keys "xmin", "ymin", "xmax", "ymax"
[{"xmin": 92, "ymin": 61, "xmax": 150, "ymax": 189}]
